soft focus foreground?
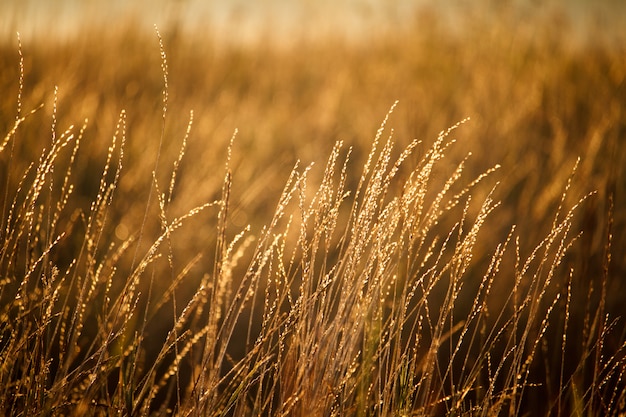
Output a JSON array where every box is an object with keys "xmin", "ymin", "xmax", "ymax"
[{"xmin": 1, "ymin": 3, "xmax": 625, "ymax": 416}]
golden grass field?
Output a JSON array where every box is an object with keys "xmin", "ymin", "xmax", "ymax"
[{"xmin": 1, "ymin": 2, "xmax": 625, "ymax": 415}]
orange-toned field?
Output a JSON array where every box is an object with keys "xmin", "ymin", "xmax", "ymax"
[{"xmin": 1, "ymin": 3, "xmax": 625, "ymax": 415}]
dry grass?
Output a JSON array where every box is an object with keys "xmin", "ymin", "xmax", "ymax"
[{"xmin": 1, "ymin": 4, "xmax": 625, "ymax": 416}]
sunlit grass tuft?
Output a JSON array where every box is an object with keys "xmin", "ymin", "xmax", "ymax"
[{"xmin": 1, "ymin": 8, "xmax": 625, "ymax": 416}]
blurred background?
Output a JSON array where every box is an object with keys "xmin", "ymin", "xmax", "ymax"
[{"xmin": 2, "ymin": 0, "xmax": 626, "ymax": 45}]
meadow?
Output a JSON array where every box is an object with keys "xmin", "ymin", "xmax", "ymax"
[{"xmin": 0, "ymin": 4, "xmax": 625, "ymax": 416}]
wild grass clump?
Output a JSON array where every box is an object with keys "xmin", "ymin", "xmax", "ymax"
[{"xmin": 1, "ymin": 8, "xmax": 626, "ymax": 417}]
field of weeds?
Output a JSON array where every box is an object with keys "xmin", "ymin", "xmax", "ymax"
[{"xmin": 1, "ymin": 3, "xmax": 625, "ymax": 416}]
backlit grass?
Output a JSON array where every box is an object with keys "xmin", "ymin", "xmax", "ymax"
[{"xmin": 1, "ymin": 4, "xmax": 625, "ymax": 416}]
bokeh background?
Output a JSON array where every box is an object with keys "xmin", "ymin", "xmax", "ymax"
[{"xmin": 2, "ymin": 0, "xmax": 626, "ymax": 45}]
